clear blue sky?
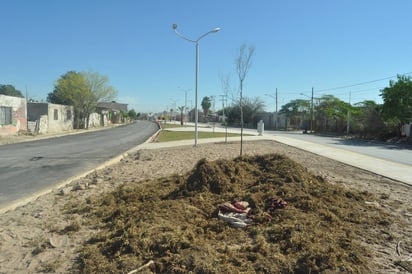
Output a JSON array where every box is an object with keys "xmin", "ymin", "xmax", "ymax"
[{"xmin": 1, "ymin": 0, "xmax": 412, "ymax": 113}]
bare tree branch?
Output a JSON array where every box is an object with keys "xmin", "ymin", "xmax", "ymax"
[{"xmin": 235, "ymin": 44, "xmax": 255, "ymax": 156}]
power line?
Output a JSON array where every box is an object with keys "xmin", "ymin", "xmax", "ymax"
[
  {"xmin": 332, "ymin": 87, "xmax": 385, "ymax": 97},
  {"xmin": 316, "ymin": 71, "xmax": 412, "ymax": 93}
]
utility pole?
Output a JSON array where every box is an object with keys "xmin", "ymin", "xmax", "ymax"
[
  {"xmin": 210, "ymin": 95, "xmax": 215, "ymax": 113},
  {"xmin": 275, "ymin": 88, "xmax": 278, "ymax": 129},
  {"xmin": 310, "ymin": 87, "xmax": 314, "ymax": 133},
  {"xmin": 25, "ymin": 85, "xmax": 28, "ymax": 132},
  {"xmin": 347, "ymin": 91, "xmax": 351, "ymax": 135},
  {"xmin": 219, "ymin": 94, "xmax": 228, "ymax": 142}
]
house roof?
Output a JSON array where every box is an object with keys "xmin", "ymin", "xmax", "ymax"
[{"xmin": 97, "ymin": 102, "xmax": 128, "ymax": 112}]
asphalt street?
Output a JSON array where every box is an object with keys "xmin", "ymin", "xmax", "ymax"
[{"xmin": 0, "ymin": 120, "xmax": 159, "ymax": 211}]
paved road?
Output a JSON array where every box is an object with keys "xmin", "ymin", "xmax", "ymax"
[{"xmin": 0, "ymin": 120, "xmax": 159, "ymax": 210}]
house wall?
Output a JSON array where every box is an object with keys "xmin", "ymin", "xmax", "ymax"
[
  {"xmin": 27, "ymin": 102, "xmax": 48, "ymax": 121},
  {"xmin": 38, "ymin": 115, "xmax": 48, "ymax": 134},
  {"xmin": 256, "ymin": 112, "xmax": 287, "ymax": 130},
  {"xmin": 402, "ymin": 123, "xmax": 411, "ymax": 137},
  {"xmin": 0, "ymin": 94, "xmax": 27, "ymax": 136},
  {"xmin": 46, "ymin": 103, "xmax": 74, "ymax": 133},
  {"xmin": 27, "ymin": 102, "xmax": 74, "ymax": 134},
  {"xmin": 87, "ymin": 112, "xmax": 102, "ymax": 128}
]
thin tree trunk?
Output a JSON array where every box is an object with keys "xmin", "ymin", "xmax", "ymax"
[{"xmin": 240, "ymin": 80, "xmax": 243, "ymax": 157}]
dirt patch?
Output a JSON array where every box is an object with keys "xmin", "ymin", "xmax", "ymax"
[{"xmin": 0, "ymin": 140, "xmax": 411, "ymax": 273}]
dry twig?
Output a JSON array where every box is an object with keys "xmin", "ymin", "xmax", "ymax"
[{"xmin": 127, "ymin": 260, "xmax": 154, "ymax": 274}]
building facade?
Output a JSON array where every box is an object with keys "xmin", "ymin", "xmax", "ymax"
[
  {"xmin": 96, "ymin": 102, "xmax": 128, "ymax": 125},
  {"xmin": 0, "ymin": 94, "xmax": 27, "ymax": 136},
  {"xmin": 27, "ymin": 102, "xmax": 74, "ymax": 134}
]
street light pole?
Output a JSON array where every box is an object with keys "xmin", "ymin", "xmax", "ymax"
[{"xmin": 172, "ymin": 24, "xmax": 220, "ymax": 146}]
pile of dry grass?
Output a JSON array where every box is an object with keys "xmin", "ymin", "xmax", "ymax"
[{"xmin": 72, "ymin": 153, "xmax": 391, "ymax": 273}]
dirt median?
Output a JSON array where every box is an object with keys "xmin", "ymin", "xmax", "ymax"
[{"xmin": 0, "ymin": 140, "xmax": 411, "ymax": 273}]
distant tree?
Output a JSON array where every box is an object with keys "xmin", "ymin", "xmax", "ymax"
[
  {"xmin": 235, "ymin": 43, "xmax": 255, "ymax": 156},
  {"xmin": 0, "ymin": 84, "xmax": 24, "ymax": 98},
  {"xmin": 226, "ymin": 96, "xmax": 265, "ymax": 127},
  {"xmin": 48, "ymin": 70, "xmax": 117, "ymax": 129},
  {"xmin": 351, "ymin": 100, "xmax": 385, "ymax": 137},
  {"xmin": 128, "ymin": 109, "xmax": 137, "ymax": 120},
  {"xmin": 314, "ymin": 95, "xmax": 350, "ymax": 132},
  {"xmin": 241, "ymin": 97, "xmax": 265, "ymax": 126},
  {"xmin": 380, "ymin": 75, "xmax": 412, "ymax": 134},
  {"xmin": 279, "ymin": 99, "xmax": 310, "ymax": 129},
  {"xmin": 201, "ymin": 96, "xmax": 212, "ymax": 119},
  {"xmin": 178, "ymin": 106, "xmax": 185, "ymax": 125}
]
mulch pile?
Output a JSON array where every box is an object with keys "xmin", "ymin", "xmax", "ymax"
[{"xmin": 72, "ymin": 153, "xmax": 391, "ymax": 273}]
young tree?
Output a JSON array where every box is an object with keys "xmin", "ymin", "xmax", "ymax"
[
  {"xmin": 219, "ymin": 72, "xmax": 233, "ymax": 142},
  {"xmin": 380, "ymin": 75, "xmax": 412, "ymax": 135},
  {"xmin": 236, "ymin": 44, "xmax": 255, "ymax": 156}
]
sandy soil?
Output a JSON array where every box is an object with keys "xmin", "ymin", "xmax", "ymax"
[{"xmin": 0, "ymin": 140, "xmax": 411, "ymax": 273}]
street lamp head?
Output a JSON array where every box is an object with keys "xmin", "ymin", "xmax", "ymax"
[
  {"xmin": 212, "ymin": 27, "xmax": 221, "ymax": 33},
  {"xmin": 172, "ymin": 23, "xmax": 178, "ymax": 30}
]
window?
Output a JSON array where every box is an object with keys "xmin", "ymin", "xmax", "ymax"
[
  {"xmin": 0, "ymin": 106, "xmax": 12, "ymax": 125},
  {"xmin": 67, "ymin": 109, "xmax": 72, "ymax": 120},
  {"xmin": 54, "ymin": 109, "xmax": 58, "ymax": 120}
]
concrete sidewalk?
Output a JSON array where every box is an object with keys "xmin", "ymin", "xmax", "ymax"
[
  {"xmin": 271, "ymin": 135, "xmax": 411, "ymax": 186},
  {"xmin": 139, "ymin": 128, "xmax": 411, "ymax": 186}
]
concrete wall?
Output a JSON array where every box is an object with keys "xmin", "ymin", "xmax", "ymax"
[
  {"xmin": 256, "ymin": 112, "xmax": 287, "ymax": 130},
  {"xmin": 46, "ymin": 103, "xmax": 74, "ymax": 133},
  {"xmin": 87, "ymin": 112, "xmax": 102, "ymax": 128},
  {"xmin": 38, "ymin": 115, "xmax": 48, "ymax": 134},
  {"xmin": 0, "ymin": 95, "xmax": 27, "ymax": 136},
  {"xmin": 27, "ymin": 102, "xmax": 48, "ymax": 121},
  {"xmin": 27, "ymin": 102, "xmax": 74, "ymax": 134},
  {"xmin": 402, "ymin": 123, "xmax": 411, "ymax": 137}
]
